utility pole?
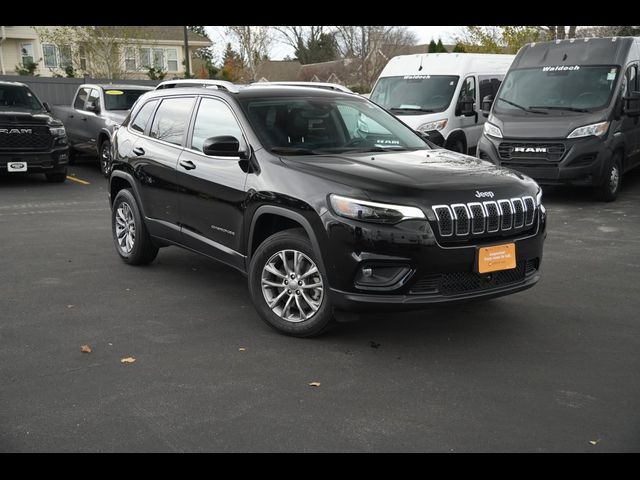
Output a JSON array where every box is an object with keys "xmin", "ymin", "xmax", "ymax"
[{"xmin": 183, "ymin": 26, "xmax": 191, "ymax": 78}]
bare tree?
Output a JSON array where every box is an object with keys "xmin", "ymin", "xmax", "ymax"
[
  {"xmin": 334, "ymin": 26, "xmax": 417, "ymax": 90},
  {"xmin": 226, "ymin": 26, "xmax": 273, "ymax": 81},
  {"xmin": 36, "ymin": 26, "xmax": 151, "ymax": 79}
]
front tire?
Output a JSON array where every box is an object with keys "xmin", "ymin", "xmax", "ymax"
[
  {"xmin": 446, "ymin": 137, "xmax": 466, "ymax": 154},
  {"xmin": 248, "ymin": 229, "xmax": 335, "ymax": 337},
  {"xmin": 100, "ymin": 139, "xmax": 112, "ymax": 178},
  {"xmin": 45, "ymin": 169, "xmax": 67, "ymax": 183},
  {"xmin": 111, "ymin": 188, "xmax": 158, "ymax": 265},
  {"xmin": 594, "ymin": 152, "xmax": 622, "ymax": 202}
]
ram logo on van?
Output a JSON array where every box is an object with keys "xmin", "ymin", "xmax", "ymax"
[{"xmin": 514, "ymin": 146, "xmax": 548, "ymax": 153}]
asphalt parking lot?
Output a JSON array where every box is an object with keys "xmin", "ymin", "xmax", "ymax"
[{"xmin": 1, "ymin": 157, "xmax": 639, "ymax": 452}]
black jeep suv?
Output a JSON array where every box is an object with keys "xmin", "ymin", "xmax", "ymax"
[{"xmin": 109, "ymin": 84, "xmax": 547, "ymax": 337}]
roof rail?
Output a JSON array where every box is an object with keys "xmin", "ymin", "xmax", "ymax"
[
  {"xmin": 155, "ymin": 79, "xmax": 242, "ymax": 93},
  {"xmin": 249, "ymin": 81, "xmax": 354, "ymax": 93}
]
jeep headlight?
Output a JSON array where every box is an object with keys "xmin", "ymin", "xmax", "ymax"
[
  {"xmin": 50, "ymin": 126, "xmax": 66, "ymax": 137},
  {"xmin": 418, "ymin": 119, "xmax": 448, "ymax": 132},
  {"xmin": 329, "ymin": 194, "xmax": 425, "ymax": 224},
  {"xmin": 567, "ymin": 121, "xmax": 609, "ymax": 139},
  {"xmin": 483, "ymin": 122, "xmax": 503, "ymax": 138}
]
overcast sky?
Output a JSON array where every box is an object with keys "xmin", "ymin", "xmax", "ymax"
[{"xmin": 205, "ymin": 26, "xmax": 462, "ymax": 62}]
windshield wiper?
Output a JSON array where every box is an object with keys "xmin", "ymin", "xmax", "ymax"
[
  {"xmin": 497, "ymin": 97, "xmax": 548, "ymax": 114},
  {"xmin": 389, "ymin": 107, "xmax": 436, "ymax": 113},
  {"xmin": 528, "ymin": 105, "xmax": 592, "ymax": 113}
]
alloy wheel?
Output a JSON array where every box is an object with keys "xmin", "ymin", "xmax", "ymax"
[{"xmin": 115, "ymin": 202, "xmax": 136, "ymax": 254}]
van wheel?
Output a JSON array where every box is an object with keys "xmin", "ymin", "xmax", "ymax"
[
  {"xmin": 446, "ymin": 137, "xmax": 466, "ymax": 154},
  {"xmin": 594, "ymin": 152, "xmax": 622, "ymax": 202},
  {"xmin": 111, "ymin": 189, "xmax": 159, "ymax": 265},
  {"xmin": 248, "ymin": 229, "xmax": 335, "ymax": 337},
  {"xmin": 100, "ymin": 139, "xmax": 111, "ymax": 178}
]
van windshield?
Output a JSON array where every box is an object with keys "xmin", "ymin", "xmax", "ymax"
[
  {"xmin": 0, "ymin": 84, "xmax": 44, "ymax": 112},
  {"xmin": 238, "ymin": 95, "xmax": 430, "ymax": 155},
  {"xmin": 370, "ymin": 75, "xmax": 459, "ymax": 114},
  {"xmin": 495, "ymin": 65, "xmax": 620, "ymax": 114}
]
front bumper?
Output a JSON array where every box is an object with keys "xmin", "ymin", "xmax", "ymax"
[
  {"xmin": 320, "ymin": 210, "xmax": 546, "ymax": 313},
  {"xmin": 0, "ymin": 146, "xmax": 69, "ymax": 174},
  {"xmin": 477, "ymin": 134, "xmax": 611, "ymax": 186}
]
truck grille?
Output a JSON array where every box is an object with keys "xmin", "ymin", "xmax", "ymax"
[
  {"xmin": 498, "ymin": 143, "xmax": 565, "ymax": 162},
  {"xmin": 0, "ymin": 125, "xmax": 52, "ymax": 151},
  {"xmin": 432, "ymin": 196, "xmax": 536, "ymax": 240},
  {"xmin": 410, "ymin": 258, "xmax": 539, "ymax": 295}
]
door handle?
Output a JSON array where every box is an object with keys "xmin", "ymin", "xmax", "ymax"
[
  {"xmin": 132, "ymin": 147, "xmax": 145, "ymax": 156},
  {"xmin": 179, "ymin": 160, "xmax": 196, "ymax": 170}
]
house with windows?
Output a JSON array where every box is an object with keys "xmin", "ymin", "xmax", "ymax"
[{"xmin": 0, "ymin": 26, "xmax": 211, "ymax": 79}]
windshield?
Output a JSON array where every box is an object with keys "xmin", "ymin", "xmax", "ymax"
[
  {"xmin": 496, "ymin": 65, "xmax": 620, "ymax": 114},
  {"xmin": 0, "ymin": 85, "xmax": 44, "ymax": 112},
  {"xmin": 370, "ymin": 75, "xmax": 459, "ymax": 114},
  {"xmin": 103, "ymin": 89, "xmax": 148, "ymax": 111},
  {"xmin": 238, "ymin": 95, "xmax": 430, "ymax": 155}
]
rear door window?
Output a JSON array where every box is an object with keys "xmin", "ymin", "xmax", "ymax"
[{"xmin": 149, "ymin": 97, "xmax": 195, "ymax": 146}]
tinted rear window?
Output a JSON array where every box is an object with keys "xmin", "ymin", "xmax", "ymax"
[{"xmin": 149, "ymin": 97, "xmax": 195, "ymax": 146}]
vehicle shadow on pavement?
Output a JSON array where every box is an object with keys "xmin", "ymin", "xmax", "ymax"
[{"xmin": 541, "ymin": 167, "xmax": 640, "ymax": 205}]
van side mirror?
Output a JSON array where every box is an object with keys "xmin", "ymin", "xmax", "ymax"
[
  {"xmin": 482, "ymin": 95, "xmax": 494, "ymax": 118},
  {"xmin": 202, "ymin": 135, "xmax": 247, "ymax": 157},
  {"xmin": 623, "ymin": 91, "xmax": 640, "ymax": 117},
  {"xmin": 456, "ymin": 95, "xmax": 475, "ymax": 117},
  {"xmin": 86, "ymin": 100, "xmax": 100, "ymax": 113}
]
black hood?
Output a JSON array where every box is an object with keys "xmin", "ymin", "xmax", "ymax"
[
  {"xmin": 0, "ymin": 110, "xmax": 62, "ymax": 127},
  {"xmin": 279, "ymin": 148, "xmax": 539, "ymax": 206}
]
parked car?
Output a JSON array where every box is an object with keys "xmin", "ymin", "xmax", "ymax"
[
  {"xmin": 478, "ymin": 37, "xmax": 640, "ymax": 202},
  {"xmin": 109, "ymin": 84, "xmax": 546, "ymax": 337},
  {"xmin": 0, "ymin": 81, "xmax": 69, "ymax": 182},
  {"xmin": 52, "ymin": 84, "xmax": 152, "ymax": 176},
  {"xmin": 369, "ymin": 53, "xmax": 515, "ymax": 154}
]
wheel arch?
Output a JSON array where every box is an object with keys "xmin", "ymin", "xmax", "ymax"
[
  {"xmin": 444, "ymin": 129, "xmax": 467, "ymax": 154},
  {"xmin": 247, "ymin": 206, "xmax": 327, "ymax": 274}
]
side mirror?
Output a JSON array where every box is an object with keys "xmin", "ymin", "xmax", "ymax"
[
  {"xmin": 86, "ymin": 100, "xmax": 100, "ymax": 113},
  {"xmin": 623, "ymin": 91, "xmax": 640, "ymax": 117},
  {"xmin": 456, "ymin": 95, "xmax": 475, "ymax": 117},
  {"xmin": 202, "ymin": 135, "xmax": 246, "ymax": 157},
  {"xmin": 481, "ymin": 95, "xmax": 494, "ymax": 118},
  {"xmin": 416, "ymin": 129, "xmax": 445, "ymax": 147},
  {"xmin": 42, "ymin": 102, "xmax": 51, "ymax": 113}
]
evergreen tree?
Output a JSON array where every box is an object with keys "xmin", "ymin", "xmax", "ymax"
[
  {"xmin": 436, "ymin": 39, "xmax": 447, "ymax": 52},
  {"xmin": 428, "ymin": 40, "xmax": 437, "ymax": 53}
]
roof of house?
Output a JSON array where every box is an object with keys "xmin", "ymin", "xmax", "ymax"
[
  {"xmin": 254, "ymin": 60, "xmax": 302, "ymax": 82},
  {"xmin": 113, "ymin": 26, "xmax": 212, "ymax": 45}
]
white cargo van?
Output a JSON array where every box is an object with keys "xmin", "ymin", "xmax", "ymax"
[{"xmin": 369, "ymin": 53, "xmax": 515, "ymax": 154}]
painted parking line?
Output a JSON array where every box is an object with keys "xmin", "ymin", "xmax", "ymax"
[{"xmin": 66, "ymin": 175, "xmax": 91, "ymax": 185}]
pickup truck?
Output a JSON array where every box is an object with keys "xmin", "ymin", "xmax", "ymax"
[
  {"xmin": 52, "ymin": 84, "xmax": 152, "ymax": 176},
  {"xmin": 0, "ymin": 80, "xmax": 69, "ymax": 182}
]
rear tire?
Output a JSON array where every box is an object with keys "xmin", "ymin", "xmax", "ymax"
[
  {"xmin": 45, "ymin": 169, "xmax": 67, "ymax": 183},
  {"xmin": 111, "ymin": 188, "xmax": 158, "ymax": 265},
  {"xmin": 100, "ymin": 139, "xmax": 111, "ymax": 178},
  {"xmin": 594, "ymin": 152, "xmax": 622, "ymax": 202},
  {"xmin": 248, "ymin": 229, "xmax": 335, "ymax": 337}
]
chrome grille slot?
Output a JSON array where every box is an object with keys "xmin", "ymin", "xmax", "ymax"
[
  {"xmin": 512, "ymin": 198, "xmax": 525, "ymax": 228},
  {"xmin": 431, "ymin": 196, "xmax": 538, "ymax": 240},
  {"xmin": 451, "ymin": 204, "xmax": 470, "ymax": 236},
  {"xmin": 523, "ymin": 196, "xmax": 535, "ymax": 226},
  {"xmin": 468, "ymin": 203, "xmax": 485, "ymax": 234}
]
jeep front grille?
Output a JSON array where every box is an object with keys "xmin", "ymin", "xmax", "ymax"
[{"xmin": 432, "ymin": 196, "xmax": 537, "ymax": 239}]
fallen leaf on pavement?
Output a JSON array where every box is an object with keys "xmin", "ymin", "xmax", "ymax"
[
  {"xmin": 589, "ymin": 439, "xmax": 601, "ymax": 445},
  {"xmin": 67, "ymin": 305, "xmax": 75, "ymax": 309},
  {"xmin": 120, "ymin": 357, "xmax": 136, "ymax": 364},
  {"xmin": 309, "ymin": 382, "xmax": 321, "ymax": 387},
  {"xmin": 238, "ymin": 347, "xmax": 246, "ymax": 351},
  {"xmin": 80, "ymin": 345, "xmax": 92, "ymax": 353}
]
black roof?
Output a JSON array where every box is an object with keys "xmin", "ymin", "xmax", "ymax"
[{"xmin": 512, "ymin": 37, "xmax": 636, "ymax": 69}]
